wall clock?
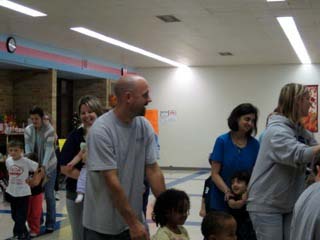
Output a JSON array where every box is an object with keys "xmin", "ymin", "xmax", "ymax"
[{"xmin": 6, "ymin": 37, "xmax": 17, "ymax": 53}]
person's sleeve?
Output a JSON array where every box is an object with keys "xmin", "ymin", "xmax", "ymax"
[
  {"xmin": 60, "ymin": 131, "xmax": 79, "ymax": 166},
  {"xmin": 270, "ymin": 130, "xmax": 314, "ymax": 167},
  {"xmin": 42, "ymin": 128, "xmax": 56, "ymax": 170},
  {"xmin": 145, "ymin": 121, "xmax": 157, "ymax": 165},
  {"xmin": 24, "ymin": 127, "xmax": 33, "ymax": 154},
  {"xmin": 87, "ymin": 127, "xmax": 117, "ymax": 171},
  {"xmin": 202, "ymin": 177, "xmax": 211, "ymax": 198},
  {"xmin": 27, "ymin": 159, "xmax": 38, "ymax": 172},
  {"xmin": 209, "ymin": 136, "xmax": 224, "ymax": 164}
]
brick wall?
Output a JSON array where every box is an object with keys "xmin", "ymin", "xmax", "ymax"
[
  {"xmin": 73, "ymin": 79, "xmax": 108, "ymax": 111},
  {"xmin": 13, "ymin": 69, "xmax": 57, "ymax": 127},
  {"xmin": 0, "ymin": 71, "xmax": 13, "ymax": 114}
]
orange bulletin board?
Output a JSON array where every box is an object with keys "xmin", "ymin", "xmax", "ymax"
[
  {"xmin": 301, "ymin": 85, "xmax": 318, "ymax": 132},
  {"xmin": 145, "ymin": 109, "xmax": 159, "ymax": 135}
]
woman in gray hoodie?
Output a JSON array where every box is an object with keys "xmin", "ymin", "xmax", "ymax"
[{"xmin": 247, "ymin": 83, "xmax": 320, "ymax": 240}]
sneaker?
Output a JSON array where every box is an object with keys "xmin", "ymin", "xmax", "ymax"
[
  {"xmin": 45, "ymin": 228, "xmax": 54, "ymax": 233},
  {"xmin": 75, "ymin": 193, "xmax": 84, "ymax": 203},
  {"xmin": 29, "ymin": 232, "xmax": 38, "ymax": 238},
  {"xmin": 55, "ymin": 191, "xmax": 60, "ymax": 201}
]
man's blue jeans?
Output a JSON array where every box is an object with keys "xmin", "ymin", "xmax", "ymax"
[{"xmin": 44, "ymin": 169, "xmax": 57, "ymax": 230}]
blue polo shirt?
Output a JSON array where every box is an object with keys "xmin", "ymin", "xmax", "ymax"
[{"xmin": 209, "ymin": 132, "xmax": 259, "ymax": 211}]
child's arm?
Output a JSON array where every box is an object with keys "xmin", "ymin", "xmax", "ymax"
[
  {"xmin": 227, "ymin": 192, "xmax": 248, "ymax": 209},
  {"xmin": 26, "ymin": 167, "xmax": 45, "ymax": 187},
  {"xmin": 199, "ymin": 197, "xmax": 206, "ymax": 217},
  {"xmin": 67, "ymin": 149, "xmax": 85, "ymax": 168}
]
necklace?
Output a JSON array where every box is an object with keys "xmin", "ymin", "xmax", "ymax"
[{"xmin": 231, "ymin": 132, "xmax": 247, "ymax": 148}]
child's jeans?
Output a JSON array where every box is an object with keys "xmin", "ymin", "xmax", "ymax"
[
  {"xmin": 28, "ymin": 193, "xmax": 44, "ymax": 235},
  {"xmin": 8, "ymin": 194, "xmax": 29, "ymax": 237}
]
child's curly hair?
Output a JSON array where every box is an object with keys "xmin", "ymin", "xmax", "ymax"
[
  {"xmin": 152, "ymin": 189, "xmax": 190, "ymax": 227},
  {"xmin": 201, "ymin": 211, "xmax": 235, "ymax": 239}
]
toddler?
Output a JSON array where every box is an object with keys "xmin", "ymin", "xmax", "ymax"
[
  {"xmin": 152, "ymin": 189, "xmax": 190, "ymax": 240},
  {"xmin": 227, "ymin": 171, "xmax": 256, "ymax": 240},
  {"xmin": 201, "ymin": 211, "xmax": 237, "ymax": 240}
]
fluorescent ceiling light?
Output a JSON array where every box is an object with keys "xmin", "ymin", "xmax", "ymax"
[
  {"xmin": 277, "ymin": 17, "xmax": 311, "ymax": 64},
  {"xmin": 0, "ymin": 0, "xmax": 46, "ymax": 17},
  {"xmin": 70, "ymin": 27, "xmax": 187, "ymax": 68},
  {"xmin": 267, "ymin": 0, "xmax": 286, "ymax": 2}
]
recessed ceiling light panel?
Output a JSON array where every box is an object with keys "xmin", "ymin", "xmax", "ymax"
[
  {"xmin": 0, "ymin": 0, "xmax": 46, "ymax": 17},
  {"xmin": 70, "ymin": 27, "xmax": 187, "ymax": 68},
  {"xmin": 277, "ymin": 17, "xmax": 311, "ymax": 64}
]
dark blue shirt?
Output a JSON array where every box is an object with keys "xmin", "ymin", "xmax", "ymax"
[
  {"xmin": 209, "ymin": 132, "xmax": 259, "ymax": 211},
  {"xmin": 60, "ymin": 127, "xmax": 85, "ymax": 195}
]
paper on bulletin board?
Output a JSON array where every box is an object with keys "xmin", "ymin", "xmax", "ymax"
[
  {"xmin": 145, "ymin": 109, "xmax": 159, "ymax": 134},
  {"xmin": 301, "ymin": 85, "xmax": 318, "ymax": 132},
  {"xmin": 160, "ymin": 110, "xmax": 177, "ymax": 124}
]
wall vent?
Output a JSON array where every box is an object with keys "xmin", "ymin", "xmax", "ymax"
[{"xmin": 156, "ymin": 15, "xmax": 181, "ymax": 23}]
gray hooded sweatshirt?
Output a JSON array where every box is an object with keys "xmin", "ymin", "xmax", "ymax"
[{"xmin": 247, "ymin": 114, "xmax": 317, "ymax": 213}]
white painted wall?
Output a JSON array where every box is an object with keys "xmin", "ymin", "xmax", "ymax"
[{"xmin": 137, "ymin": 64, "xmax": 320, "ymax": 168}]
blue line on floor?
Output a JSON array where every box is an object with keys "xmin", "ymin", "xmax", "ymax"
[
  {"xmin": 0, "ymin": 209, "xmax": 67, "ymax": 217},
  {"xmin": 166, "ymin": 170, "xmax": 209, "ymax": 188}
]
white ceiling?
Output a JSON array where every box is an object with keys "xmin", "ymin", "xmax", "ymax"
[{"xmin": 0, "ymin": 0, "xmax": 319, "ymax": 68}]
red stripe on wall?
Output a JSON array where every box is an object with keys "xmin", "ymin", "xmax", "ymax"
[
  {"xmin": 16, "ymin": 46, "xmax": 82, "ymax": 67},
  {"xmin": 0, "ymin": 41, "xmax": 121, "ymax": 75},
  {"xmin": 86, "ymin": 62, "xmax": 121, "ymax": 75},
  {"xmin": 0, "ymin": 41, "xmax": 6, "ymax": 51}
]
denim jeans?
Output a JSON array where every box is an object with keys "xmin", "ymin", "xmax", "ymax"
[
  {"xmin": 44, "ymin": 169, "xmax": 57, "ymax": 229},
  {"xmin": 249, "ymin": 212, "xmax": 292, "ymax": 240}
]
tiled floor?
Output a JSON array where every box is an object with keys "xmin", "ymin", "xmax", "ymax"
[{"xmin": 0, "ymin": 169, "xmax": 210, "ymax": 239}]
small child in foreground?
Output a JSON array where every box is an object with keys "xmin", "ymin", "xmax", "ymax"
[
  {"xmin": 152, "ymin": 189, "xmax": 190, "ymax": 240},
  {"xmin": 6, "ymin": 140, "xmax": 38, "ymax": 239},
  {"xmin": 201, "ymin": 211, "xmax": 237, "ymax": 240},
  {"xmin": 227, "ymin": 171, "xmax": 256, "ymax": 240}
]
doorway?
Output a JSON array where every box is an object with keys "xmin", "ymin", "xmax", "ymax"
[{"xmin": 57, "ymin": 79, "xmax": 73, "ymax": 138}]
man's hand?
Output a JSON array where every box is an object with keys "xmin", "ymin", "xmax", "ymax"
[{"xmin": 129, "ymin": 221, "xmax": 149, "ymax": 240}]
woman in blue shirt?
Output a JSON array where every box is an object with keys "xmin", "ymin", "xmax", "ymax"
[{"xmin": 209, "ymin": 103, "xmax": 259, "ymax": 211}]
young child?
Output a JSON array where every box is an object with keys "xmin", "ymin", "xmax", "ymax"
[
  {"xmin": 199, "ymin": 175, "xmax": 212, "ymax": 217},
  {"xmin": 201, "ymin": 211, "xmax": 237, "ymax": 240},
  {"xmin": 227, "ymin": 171, "xmax": 256, "ymax": 240},
  {"xmin": 152, "ymin": 189, "xmax": 190, "ymax": 240},
  {"xmin": 67, "ymin": 137, "xmax": 87, "ymax": 203},
  {"xmin": 25, "ymin": 153, "xmax": 45, "ymax": 238},
  {"xmin": 5, "ymin": 140, "xmax": 38, "ymax": 239}
]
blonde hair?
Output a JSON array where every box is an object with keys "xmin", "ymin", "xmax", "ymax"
[
  {"xmin": 77, "ymin": 95, "xmax": 104, "ymax": 117},
  {"xmin": 277, "ymin": 83, "xmax": 308, "ymax": 123}
]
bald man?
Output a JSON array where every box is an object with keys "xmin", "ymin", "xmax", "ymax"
[
  {"xmin": 290, "ymin": 159, "xmax": 320, "ymax": 240},
  {"xmin": 83, "ymin": 75, "xmax": 165, "ymax": 240}
]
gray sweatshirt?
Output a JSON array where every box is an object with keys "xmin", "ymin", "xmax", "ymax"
[
  {"xmin": 290, "ymin": 182, "xmax": 320, "ymax": 240},
  {"xmin": 247, "ymin": 114, "xmax": 317, "ymax": 213}
]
